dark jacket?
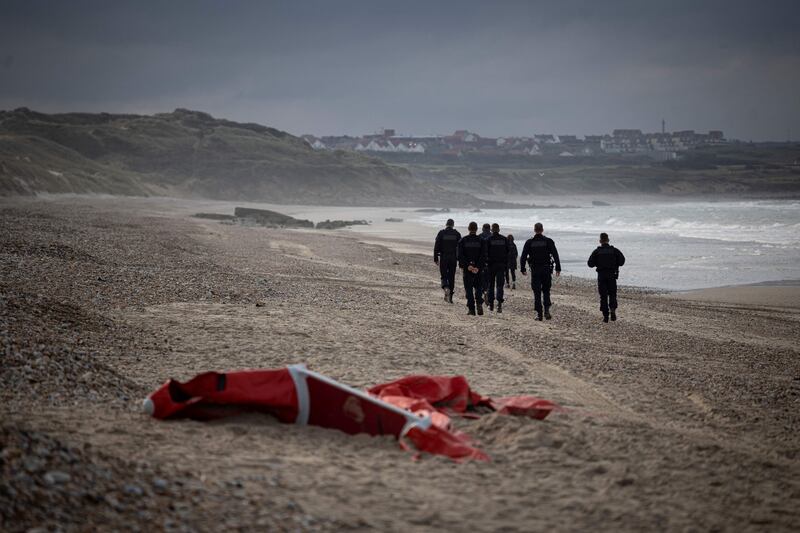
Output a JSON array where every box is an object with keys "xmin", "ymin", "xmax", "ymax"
[
  {"xmin": 520, "ymin": 234, "xmax": 561, "ymax": 273},
  {"xmin": 434, "ymin": 227, "xmax": 462, "ymax": 261},
  {"xmin": 507, "ymin": 242, "xmax": 518, "ymax": 269},
  {"xmin": 480, "ymin": 229, "xmax": 492, "ymax": 241},
  {"xmin": 486, "ymin": 232, "xmax": 509, "ymax": 266},
  {"xmin": 588, "ymin": 243, "xmax": 625, "ymax": 273},
  {"xmin": 457, "ymin": 234, "xmax": 487, "ymax": 270}
]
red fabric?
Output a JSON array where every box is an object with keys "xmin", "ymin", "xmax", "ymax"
[
  {"xmin": 368, "ymin": 375, "xmax": 483, "ymax": 413},
  {"xmin": 489, "ymin": 396, "xmax": 556, "ymax": 420},
  {"xmin": 369, "ymin": 374, "xmax": 556, "ymax": 421},
  {"xmin": 303, "ymin": 373, "xmax": 412, "ymax": 437},
  {"xmin": 146, "ymin": 369, "xmax": 298, "ymax": 422},
  {"xmin": 375, "ymin": 395, "xmax": 451, "ymax": 429},
  {"xmin": 403, "ymin": 425, "xmax": 489, "ymax": 463},
  {"xmin": 146, "ymin": 368, "xmax": 556, "ymax": 462}
]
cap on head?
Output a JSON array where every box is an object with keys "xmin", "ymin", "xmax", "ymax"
[
  {"xmin": 491, "ymin": 223, "xmax": 500, "ymax": 233},
  {"xmin": 600, "ymin": 232, "xmax": 609, "ymax": 243},
  {"xmin": 482, "ymin": 223, "xmax": 491, "ymax": 231},
  {"xmin": 507, "ymin": 234, "xmax": 514, "ymax": 241},
  {"xmin": 534, "ymin": 222, "xmax": 543, "ymax": 233},
  {"xmin": 468, "ymin": 221, "xmax": 478, "ymax": 231},
  {"xmin": 446, "ymin": 218, "xmax": 454, "ymax": 227}
]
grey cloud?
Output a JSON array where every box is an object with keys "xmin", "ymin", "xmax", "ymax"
[{"xmin": 0, "ymin": 0, "xmax": 798, "ymax": 139}]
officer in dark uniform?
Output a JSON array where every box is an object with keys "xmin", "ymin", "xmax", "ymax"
[
  {"xmin": 520, "ymin": 222, "xmax": 561, "ymax": 321},
  {"xmin": 457, "ymin": 221, "xmax": 487, "ymax": 316},
  {"xmin": 479, "ymin": 223, "xmax": 492, "ymax": 305},
  {"xmin": 433, "ymin": 218, "xmax": 461, "ymax": 304},
  {"xmin": 587, "ymin": 232, "xmax": 626, "ymax": 322},
  {"xmin": 506, "ymin": 234, "xmax": 518, "ymax": 290},
  {"xmin": 485, "ymin": 223, "xmax": 509, "ymax": 313}
]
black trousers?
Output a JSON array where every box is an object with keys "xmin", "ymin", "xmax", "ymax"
[
  {"xmin": 439, "ymin": 256, "xmax": 457, "ymax": 291},
  {"xmin": 506, "ymin": 267, "xmax": 516, "ymax": 283},
  {"xmin": 463, "ymin": 269, "xmax": 483, "ymax": 311},
  {"xmin": 530, "ymin": 268, "xmax": 552, "ymax": 313},
  {"xmin": 597, "ymin": 272, "xmax": 618, "ymax": 316},
  {"xmin": 487, "ymin": 263, "xmax": 505, "ymax": 303}
]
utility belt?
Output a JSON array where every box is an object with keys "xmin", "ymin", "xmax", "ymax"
[
  {"xmin": 527, "ymin": 258, "xmax": 555, "ymax": 273},
  {"xmin": 597, "ymin": 269, "xmax": 619, "ymax": 279}
]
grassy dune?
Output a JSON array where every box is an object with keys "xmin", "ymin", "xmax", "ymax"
[{"xmin": 0, "ymin": 108, "xmax": 485, "ymax": 206}]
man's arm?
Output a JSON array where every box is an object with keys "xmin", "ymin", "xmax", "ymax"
[
  {"xmin": 433, "ymin": 231, "xmax": 442, "ymax": 263},
  {"xmin": 550, "ymin": 239, "xmax": 561, "ymax": 272},
  {"xmin": 519, "ymin": 242, "xmax": 529, "ymax": 273},
  {"xmin": 481, "ymin": 239, "xmax": 488, "ymax": 269},
  {"xmin": 616, "ymin": 248, "xmax": 626, "ymax": 267},
  {"xmin": 457, "ymin": 239, "xmax": 465, "ymax": 269},
  {"xmin": 588, "ymin": 249, "xmax": 597, "ymax": 268}
]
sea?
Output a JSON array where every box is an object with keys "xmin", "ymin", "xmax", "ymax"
[{"xmin": 414, "ymin": 199, "xmax": 800, "ymax": 290}]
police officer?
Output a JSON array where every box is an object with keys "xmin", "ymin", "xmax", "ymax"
[
  {"xmin": 479, "ymin": 223, "xmax": 492, "ymax": 305},
  {"xmin": 434, "ymin": 218, "xmax": 461, "ymax": 304},
  {"xmin": 520, "ymin": 222, "xmax": 561, "ymax": 321},
  {"xmin": 506, "ymin": 234, "xmax": 518, "ymax": 290},
  {"xmin": 457, "ymin": 221, "xmax": 487, "ymax": 316},
  {"xmin": 587, "ymin": 232, "xmax": 626, "ymax": 322},
  {"xmin": 485, "ymin": 223, "xmax": 509, "ymax": 313}
]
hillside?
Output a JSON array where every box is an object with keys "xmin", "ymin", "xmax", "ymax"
[{"xmin": 0, "ymin": 108, "xmax": 496, "ymax": 206}]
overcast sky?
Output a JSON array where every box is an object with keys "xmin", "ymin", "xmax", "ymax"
[{"xmin": 1, "ymin": 0, "xmax": 798, "ymax": 140}]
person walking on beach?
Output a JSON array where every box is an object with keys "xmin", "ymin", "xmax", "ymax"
[
  {"xmin": 458, "ymin": 221, "xmax": 487, "ymax": 316},
  {"xmin": 506, "ymin": 234, "xmax": 518, "ymax": 290},
  {"xmin": 587, "ymin": 232, "xmax": 626, "ymax": 322},
  {"xmin": 480, "ymin": 223, "xmax": 492, "ymax": 241},
  {"xmin": 485, "ymin": 223, "xmax": 509, "ymax": 313},
  {"xmin": 479, "ymin": 223, "xmax": 492, "ymax": 305},
  {"xmin": 434, "ymin": 218, "xmax": 461, "ymax": 304},
  {"xmin": 520, "ymin": 222, "xmax": 561, "ymax": 321}
]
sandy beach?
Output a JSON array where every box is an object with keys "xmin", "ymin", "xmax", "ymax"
[{"xmin": 2, "ymin": 196, "xmax": 799, "ymax": 531}]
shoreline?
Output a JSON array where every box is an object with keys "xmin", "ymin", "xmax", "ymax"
[
  {"xmin": 667, "ymin": 282, "xmax": 800, "ymax": 309},
  {"xmin": 17, "ymin": 194, "xmax": 800, "ymax": 297}
]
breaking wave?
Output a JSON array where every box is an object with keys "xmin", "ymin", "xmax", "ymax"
[{"xmin": 421, "ymin": 200, "xmax": 800, "ymax": 247}]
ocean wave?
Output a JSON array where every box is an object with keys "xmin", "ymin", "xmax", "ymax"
[{"xmin": 417, "ymin": 202, "xmax": 800, "ymax": 246}]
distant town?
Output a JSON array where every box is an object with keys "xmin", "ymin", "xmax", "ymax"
[{"xmin": 303, "ymin": 123, "xmax": 726, "ymax": 161}]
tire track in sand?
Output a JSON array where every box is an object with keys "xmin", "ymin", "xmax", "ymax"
[{"xmin": 484, "ymin": 343, "xmax": 642, "ymax": 422}]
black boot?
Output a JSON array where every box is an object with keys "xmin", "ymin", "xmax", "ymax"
[
  {"xmin": 536, "ymin": 312, "xmax": 543, "ymax": 321},
  {"xmin": 497, "ymin": 302, "xmax": 502, "ymax": 313},
  {"xmin": 488, "ymin": 300, "xmax": 494, "ymax": 311},
  {"xmin": 603, "ymin": 315, "xmax": 609, "ymax": 323},
  {"xmin": 544, "ymin": 308, "xmax": 552, "ymax": 320},
  {"xmin": 448, "ymin": 290, "xmax": 454, "ymax": 304},
  {"xmin": 477, "ymin": 303, "xmax": 484, "ymax": 316},
  {"xmin": 610, "ymin": 311, "xmax": 616, "ymax": 321},
  {"xmin": 468, "ymin": 308, "xmax": 476, "ymax": 316},
  {"xmin": 443, "ymin": 288, "xmax": 449, "ymax": 302}
]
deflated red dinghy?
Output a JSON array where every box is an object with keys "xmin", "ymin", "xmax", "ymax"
[{"xmin": 144, "ymin": 365, "xmax": 555, "ymax": 461}]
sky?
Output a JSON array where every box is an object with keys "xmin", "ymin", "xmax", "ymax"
[{"xmin": 1, "ymin": 0, "xmax": 799, "ymax": 140}]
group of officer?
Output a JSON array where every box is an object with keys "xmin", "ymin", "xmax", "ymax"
[{"xmin": 433, "ymin": 218, "xmax": 625, "ymax": 322}]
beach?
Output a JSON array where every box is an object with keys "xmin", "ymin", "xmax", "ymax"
[{"xmin": 2, "ymin": 195, "xmax": 799, "ymax": 531}]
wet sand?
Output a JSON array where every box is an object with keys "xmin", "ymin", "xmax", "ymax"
[
  {"xmin": 672, "ymin": 284, "xmax": 800, "ymax": 309},
  {"xmin": 2, "ymin": 196, "xmax": 799, "ymax": 531}
]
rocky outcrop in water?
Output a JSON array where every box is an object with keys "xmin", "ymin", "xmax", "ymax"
[
  {"xmin": 233, "ymin": 207, "xmax": 314, "ymax": 228},
  {"xmin": 315, "ymin": 219, "xmax": 369, "ymax": 230}
]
